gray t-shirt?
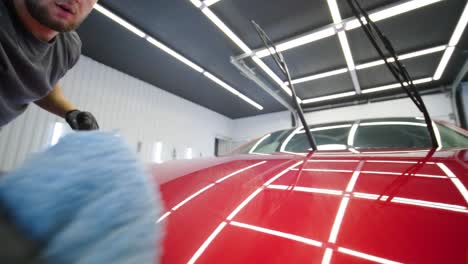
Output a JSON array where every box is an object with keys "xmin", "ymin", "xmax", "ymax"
[{"xmin": 0, "ymin": 0, "xmax": 81, "ymax": 127}]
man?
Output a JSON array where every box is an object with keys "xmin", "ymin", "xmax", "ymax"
[{"xmin": 0, "ymin": 0, "xmax": 99, "ymax": 130}]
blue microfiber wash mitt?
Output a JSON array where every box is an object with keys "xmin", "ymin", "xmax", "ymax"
[{"xmin": 0, "ymin": 132, "xmax": 162, "ymax": 264}]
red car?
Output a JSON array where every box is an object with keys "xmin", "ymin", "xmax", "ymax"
[{"xmin": 153, "ymin": 117, "xmax": 468, "ymax": 264}]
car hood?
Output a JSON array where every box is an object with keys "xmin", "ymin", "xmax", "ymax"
[{"xmin": 151, "ymin": 148, "xmax": 468, "ymax": 264}]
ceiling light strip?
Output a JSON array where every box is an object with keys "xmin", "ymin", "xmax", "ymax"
[
  {"xmin": 361, "ymin": 77, "xmax": 433, "ymax": 94},
  {"xmin": 448, "ymin": 1, "xmax": 468, "ymax": 46},
  {"xmin": 203, "ymin": 0, "xmax": 221, "ymax": 7},
  {"xmin": 203, "ymin": 72, "xmax": 264, "ymax": 110},
  {"xmin": 433, "ymin": 46, "xmax": 455, "ymax": 80},
  {"xmin": 191, "ymin": 1, "xmax": 304, "ymax": 100},
  {"xmin": 434, "ymin": 1, "xmax": 468, "ymax": 80},
  {"xmin": 96, "ymin": 3, "xmax": 262, "ymax": 110},
  {"xmin": 199, "ymin": 7, "xmax": 252, "ymax": 53},
  {"xmin": 288, "ymin": 45, "xmax": 444, "ymax": 86},
  {"xmin": 356, "ymin": 45, "xmax": 447, "ymax": 70},
  {"xmin": 247, "ymin": 0, "xmax": 442, "ymax": 59},
  {"xmin": 252, "ymin": 56, "xmax": 292, "ymax": 96},
  {"xmin": 146, "ymin": 37, "xmax": 204, "ymax": 73},
  {"xmin": 288, "ymin": 68, "xmax": 348, "ymax": 85},
  {"xmin": 93, "ymin": 4, "xmax": 146, "ymax": 37},
  {"xmin": 302, "ymin": 91, "xmax": 356, "ymax": 104},
  {"xmin": 328, "ymin": 0, "xmax": 360, "ymax": 94},
  {"xmin": 345, "ymin": 0, "xmax": 443, "ymax": 30},
  {"xmin": 255, "ymin": 28, "xmax": 336, "ymax": 58}
]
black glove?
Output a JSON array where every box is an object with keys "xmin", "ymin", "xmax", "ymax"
[{"xmin": 65, "ymin": 110, "xmax": 99, "ymax": 131}]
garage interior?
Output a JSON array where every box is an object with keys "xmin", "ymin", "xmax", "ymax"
[{"xmin": 1, "ymin": 0, "xmax": 467, "ymax": 171}]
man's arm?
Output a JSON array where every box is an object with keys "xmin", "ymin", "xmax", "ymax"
[
  {"xmin": 35, "ymin": 84, "xmax": 99, "ymax": 130},
  {"xmin": 34, "ymin": 83, "xmax": 75, "ymax": 118}
]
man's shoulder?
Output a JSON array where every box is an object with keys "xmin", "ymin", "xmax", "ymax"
[
  {"xmin": 61, "ymin": 31, "xmax": 82, "ymax": 49},
  {"xmin": 57, "ymin": 31, "xmax": 82, "ymax": 68}
]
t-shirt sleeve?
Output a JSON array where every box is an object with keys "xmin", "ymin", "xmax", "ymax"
[{"xmin": 67, "ymin": 31, "xmax": 82, "ymax": 69}]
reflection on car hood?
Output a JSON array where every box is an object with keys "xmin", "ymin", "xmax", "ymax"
[{"xmin": 152, "ymin": 149, "xmax": 468, "ymax": 264}]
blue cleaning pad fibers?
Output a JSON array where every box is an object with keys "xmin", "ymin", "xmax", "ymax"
[{"xmin": 0, "ymin": 132, "xmax": 162, "ymax": 264}]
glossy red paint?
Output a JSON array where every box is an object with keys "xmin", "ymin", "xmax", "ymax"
[{"xmin": 154, "ymin": 149, "xmax": 468, "ymax": 264}]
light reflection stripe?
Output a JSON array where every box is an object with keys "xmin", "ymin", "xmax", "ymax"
[
  {"xmin": 307, "ymin": 159, "xmax": 359, "ymax": 163},
  {"xmin": 322, "ymin": 162, "xmax": 363, "ymax": 263},
  {"xmin": 366, "ymin": 160, "xmax": 435, "ymax": 164},
  {"xmin": 291, "ymin": 168, "xmax": 353, "ymax": 173},
  {"xmin": 322, "ymin": 249, "xmax": 333, "ymax": 264},
  {"xmin": 226, "ymin": 187, "xmax": 263, "ymax": 221},
  {"xmin": 338, "ymin": 247, "xmax": 402, "ymax": 264},
  {"xmin": 158, "ymin": 161, "xmax": 267, "ymax": 223},
  {"xmin": 216, "ymin": 161, "xmax": 267, "ymax": 183},
  {"xmin": 263, "ymin": 161, "xmax": 304, "ymax": 186},
  {"xmin": 267, "ymin": 187, "xmax": 468, "ymax": 213},
  {"xmin": 437, "ymin": 163, "xmax": 468, "ymax": 204},
  {"xmin": 268, "ymin": 185, "xmax": 343, "ymax": 196},
  {"xmin": 361, "ymin": 170, "xmax": 447, "ymax": 179},
  {"xmin": 187, "ymin": 222, "xmax": 227, "ymax": 264},
  {"xmin": 230, "ymin": 221, "xmax": 323, "ymax": 247},
  {"xmin": 172, "ymin": 183, "xmax": 216, "ymax": 211},
  {"xmin": 156, "ymin": 212, "xmax": 171, "ymax": 223}
]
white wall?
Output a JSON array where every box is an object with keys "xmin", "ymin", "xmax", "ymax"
[
  {"xmin": 0, "ymin": 56, "xmax": 232, "ymax": 171},
  {"xmin": 232, "ymin": 93, "xmax": 454, "ymax": 141}
]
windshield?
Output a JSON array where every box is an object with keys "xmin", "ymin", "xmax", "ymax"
[{"xmin": 236, "ymin": 118, "xmax": 468, "ymax": 154}]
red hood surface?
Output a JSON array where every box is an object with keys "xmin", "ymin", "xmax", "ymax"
[{"xmin": 152, "ymin": 149, "xmax": 468, "ymax": 264}]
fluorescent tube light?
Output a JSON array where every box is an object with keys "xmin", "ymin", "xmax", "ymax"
[
  {"xmin": 290, "ymin": 46, "xmax": 444, "ymax": 85},
  {"xmin": 345, "ymin": 0, "xmax": 443, "ymax": 31},
  {"xmin": 190, "ymin": 0, "xmax": 203, "ymax": 8},
  {"xmin": 362, "ymin": 77, "xmax": 432, "ymax": 94},
  {"xmin": 203, "ymin": 72, "xmax": 263, "ymax": 110},
  {"xmin": 237, "ymin": 93, "xmax": 264, "ymax": 110},
  {"xmin": 146, "ymin": 37, "xmax": 204, "ymax": 73},
  {"xmin": 204, "ymin": 0, "xmax": 221, "ymax": 7},
  {"xmin": 288, "ymin": 68, "xmax": 348, "ymax": 85},
  {"xmin": 200, "ymin": 8, "xmax": 252, "ymax": 53},
  {"xmin": 356, "ymin": 45, "xmax": 446, "ymax": 70},
  {"xmin": 338, "ymin": 31, "xmax": 355, "ymax": 70},
  {"xmin": 448, "ymin": 2, "xmax": 468, "ymax": 46},
  {"xmin": 370, "ymin": 0, "xmax": 443, "ymax": 22},
  {"xmin": 302, "ymin": 91, "xmax": 356, "ymax": 104},
  {"xmin": 94, "ymin": 4, "xmax": 146, "ymax": 38},
  {"xmin": 255, "ymin": 28, "xmax": 336, "ymax": 58},
  {"xmin": 327, "ymin": 0, "xmax": 343, "ymax": 23},
  {"xmin": 203, "ymin": 72, "xmax": 241, "ymax": 95},
  {"xmin": 433, "ymin": 46, "xmax": 455, "ymax": 80}
]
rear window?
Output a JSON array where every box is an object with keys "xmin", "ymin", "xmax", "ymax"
[
  {"xmin": 236, "ymin": 120, "xmax": 468, "ymax": 154},
  {"xmin": 353, "ymin": 122, "xmax": 431, "ymax": 149},
  {"xmin": 284, "ymin": 125, "xmax": 351, "ymax": 152}
]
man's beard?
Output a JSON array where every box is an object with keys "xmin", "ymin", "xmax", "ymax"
[{"xmin": 24, "ymin": 0, "xmax": 83, "ymax": 32}]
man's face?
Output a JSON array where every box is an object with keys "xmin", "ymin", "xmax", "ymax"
[{"xmin": 24, "ymin": 0, "xmax": 98, "ymax": 32}]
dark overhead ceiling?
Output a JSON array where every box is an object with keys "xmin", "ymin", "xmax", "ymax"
[{"xmin": 77, "ymin": 0, "xmax": 468, "ymax": 119}]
